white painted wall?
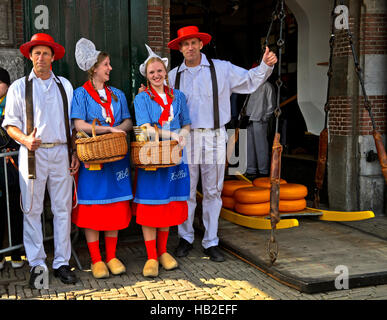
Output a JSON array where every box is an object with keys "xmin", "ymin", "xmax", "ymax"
[{"xmin": 285, "ymin": 0, "xmax": 331, "ymax": 135}]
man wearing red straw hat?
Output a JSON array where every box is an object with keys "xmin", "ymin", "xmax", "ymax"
[
  {"xmin": 168, "ymin": 26, "xmax": 277, "ymax": 262},
  {"xmin": 2, "ymin": 33, "xmax": 79, "ymax": 288}
]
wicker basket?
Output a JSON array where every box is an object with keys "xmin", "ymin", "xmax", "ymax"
[
  {"xmin": 76, "ymin": 118, "xmax": 128, "ymax": 164},
  {"xmin": 131, "ymin": 125, "xmax": 182, "ymax": 170}
]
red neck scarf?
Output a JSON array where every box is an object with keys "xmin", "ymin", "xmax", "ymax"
[
  {"xmin": 145, "ymin": 86, "xmax": 173, "ymax": 126},
  {"xmin": 83, "ymin": 80, "xmax": 115, "ymax": 126}
]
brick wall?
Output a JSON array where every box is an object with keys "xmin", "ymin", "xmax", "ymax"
[
  {"xmin": 147, "ymin": 0, "xmax": 170, "ymax": 58},
  {"xmin": 331, "ymin": 6, "xmax": 387, "ymax": 56},
  {"xmin": 359, "ymin": 7, "xmax": 387, "ymax": 135},
  {"xmin": 328, "ymin": 96, "xmax": 353, "ymax": 136},
  {"xmin": 360, "ymin": 13, "xmax": 387, "ymax": 55},
  {"xmin": 333, "ymin": 18, "xmax": 356, "ymax": 57},
  {"xmin": 13, "ymin": 0, "xmax": 24, "ymax": 47},
  {"xmin": 329, "ymin": 2, "xmax": 386, "ymax": 137},
  {"xmin": 358, "ymin": 96, "xmax": 387, "ymax": 135}
]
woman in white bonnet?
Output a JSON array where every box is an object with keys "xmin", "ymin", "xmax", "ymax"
[
  {"xmin": 133, "ymin": 45, "xmax": 191, "ymax": 278},
  {"xmin": 71, "ymin": 38, "xmax": 133, "ymax": 279}
]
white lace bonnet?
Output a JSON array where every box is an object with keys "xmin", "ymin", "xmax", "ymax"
[
  {"xmin": 75, "ymin": 38, "xmax": 101, "ymax": 71},
  {"xmin": 139, "ymin": 44, "xmax": 168, "ymax": 77}
]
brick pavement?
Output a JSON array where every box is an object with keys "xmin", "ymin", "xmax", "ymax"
[{"xmin": 1, "ymin": 225, "xmax": 387, "ymax": 301}]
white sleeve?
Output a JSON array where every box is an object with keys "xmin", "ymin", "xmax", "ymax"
[
  {"xmin": 226, "ymin": 60, "xmax": 274, "ymax": 94},
  {"xmin": 2, "ymin": 80, "xmax": 25, "ymax": 132}
]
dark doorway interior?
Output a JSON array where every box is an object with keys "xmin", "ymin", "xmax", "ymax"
[
  {"xmin": 170, "ymin": 0, "xmax": 326, "ymax": 203},
  {"xmin": 170, "ymin": 0, "xmax": 305, "ymax": 149}
]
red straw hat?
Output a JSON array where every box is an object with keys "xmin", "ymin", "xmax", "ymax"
[
  {"xmin": 19, "ymin": 33, "xmax": 65, "ymax": 60},
  {"xmin": 168, "ymin": 26, "xmax": 211, "ymax": 50}
]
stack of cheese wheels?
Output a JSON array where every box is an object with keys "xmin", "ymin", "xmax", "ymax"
[
  {"xmin": 227, "ymin": 177, "xmax": 308, "ymax": 216},
  {"xmin": 277, "ymin": 183, "xmax": 308, "ymax": 212},
  {"xmin": 221, "ymin": 178, "xmax": 308, "ymax": 216},
  {"xmin": 221, "ymin": 180, "xmax": 252, "ymax": 210},
  {"xmin": 253, "ymin": 177, "xmax": 308, "ymax": 213},
  {"xmin": 252, "ymin": 177, "xmax": 287, "ymax": 189},
  {"xmin": 230, "ymin": 177, "xmax": 288, "ymax": 216},
  {"xmin": 234, "ymin": 186, "xmax": 271, "ymax": 216}
]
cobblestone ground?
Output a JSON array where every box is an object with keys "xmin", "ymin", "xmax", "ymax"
[{"xmin": 1, "ymin": 232, "xmax": 387, "ymax": 302}]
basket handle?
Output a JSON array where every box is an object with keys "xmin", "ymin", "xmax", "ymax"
[
  {"xmin": 92, "ymin": 118, "xmax": 102, "ymax": 138},
  {"xmin": 153, "ymin": 124, "xmax": 160, "ymax": 142}
]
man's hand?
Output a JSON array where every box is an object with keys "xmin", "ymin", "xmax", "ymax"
[
  {"xmin": 69, "ymin": 152, "xmax": 80, "ymax": 176},
  {"xmin": 171, "ymin": 132, "xmax": 186, "ymax": 148},
  {"xmin": 138, "ymin": 83, "xmax": 146, "ymax": 94},
  {"xmin": 24, "ymin": 128, "xmax": 42, "ymax": 151},
  {"xmin": 262, "ymin": 46, "xmax": 278, "ymax": 67}
]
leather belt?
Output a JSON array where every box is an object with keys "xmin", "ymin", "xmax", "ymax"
[
  {"xmin": 192, "ymin": 128, "xmax": 222, "ymax": 131},
  {"xmin": 40, "ymin": 142, "xmax": 66, "ymax": 149},
  {"xmin": 193, "ymin": 128, "xmax": 211, "ymax": 131}
]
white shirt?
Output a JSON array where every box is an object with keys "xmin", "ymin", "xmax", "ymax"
[
  {"xmin": 158, "ymin": 93, "xmax": 174, "ymax": 122},
  {"xmin": 97, "ymin": 88, "xmax": 114, "ymax": 120},
  {"xmin": 2, "ymin": 70, "xmax": 73, "ymax": 144},
  {"xmin": 169, "ymin": 53, "xmax": 273, "ymax": 129}
]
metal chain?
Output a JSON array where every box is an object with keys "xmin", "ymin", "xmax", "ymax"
[
  {"xmin": 341, "ymin": 2, "xmax": 387, "ymax": 183},
  {"xmin": 340, "ymin": 2, "xmax": 376, "ymax": 130},
  {"xmin": 312, "ymin": 0, "xmax": 338, "ymax": 208},
  {"xmin": 274, "ymin": 0, "xmax": 285, "ymax": 131},
  {"xmin": 324, "ymin": 0, "xmax": 339, "ymax": 126},
  {"xmin": 262, "ymin": 0, "xmax": 280, "ymax": 51},
  {"xmin": 264, "ymin": 0, "xmax": 286, "ymax": 265}
]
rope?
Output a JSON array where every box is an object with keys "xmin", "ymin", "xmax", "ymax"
[
  {"xmin": 72, "ymin": 174, "xmax": 78, "ymax": 209},
  {"xmin": 20, "ymin": 173, "xmax": 79, "ymax": 214},
  {"xmin": 20, "ymin": 179, "xmax": 34, "ymax": 214}
]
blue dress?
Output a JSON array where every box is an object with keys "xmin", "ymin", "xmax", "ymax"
[
  {"xmin": 133, "ymin": 89, "xmax": 191, "ymax": 227},
  {"xmin": 71, "ymin": 85, "xmax": 133, "ymax": 230}
]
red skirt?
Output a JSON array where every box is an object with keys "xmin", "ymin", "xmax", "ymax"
[
  {"xmin": 135, "ymin": 201, "xmax": 188, "ymax": 228},
  {"xmin": 72, "ymin": 201, "xmax": 132, "ymax": 231}
]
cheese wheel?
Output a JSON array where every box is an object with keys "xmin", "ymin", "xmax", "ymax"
[
  {"xmin": 221, "ymin": 196, "xmax": 236, "ymax": 210},
  {"xmin": 222, "ymin": 180, "xmax": 252, "ymax": 197},
  {"xmin": 279, "ymin": 183, "xmax": 308, "ymax": 200},
  {"xmin": 233, "ymin": 186, "xmax": 271, "ymax": 204},
  {"xmin": 234, "ymin": 202, "xmax": 270, "ymax": 216},
  {"xmin": 279, "ymin": 199, "xmax": 306, "ymax": 212},
  {"xmin": 253, "ymin": 177, "xmax": 287, "ymax": 188}
]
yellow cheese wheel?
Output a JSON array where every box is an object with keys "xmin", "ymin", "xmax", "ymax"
[
  {"xmin": 221, "ymin": 196, "xmax": 236, "ymax": 210},
  {"xmin": 234, "ymin": 202, "xmax": 270, "ymax": 216},
  {"xmin": 253, "ymin": 177, "xmax": 287, "ymax": 188},
  {"xmin": 233, "ymin": 186, "xmax": 271, "ymax": 204},
  {"xmin": 279, "ymin": 199, "xmax": 306, "ymax": 212},
  {"xmin": 279, "ymin": 183, "xmax": 308, "ymax": 200},
  {"xmin": 222, "ymin": 180, "xmax": 252, "ymax": 197}
]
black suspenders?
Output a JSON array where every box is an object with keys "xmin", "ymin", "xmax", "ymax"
[
  {"xmin": 174, "ymin": 58, "xmax": 220, "ymax": 130},
  {"xmin": 25, "ymin": 74, "xmax": 72, "ymax": 178},
  {"xmin": 55, "ymin": 76, "xmax": 73, "ymax": 165},
  {"xmin": 25, "ymin": 76, "xmax": 35, "ymax": 179},
  {"xmin": 208, "ymin": 58, "xmax": 220, "ymax": 130}
]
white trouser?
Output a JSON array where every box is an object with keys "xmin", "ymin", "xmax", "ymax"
[
  {"xmin": 19, "ymin": 145, "xmax": 72, "ymax": 269},
  {"xmin": 178, "ymin": 128, "xmax": 227, "ymax": 249}
]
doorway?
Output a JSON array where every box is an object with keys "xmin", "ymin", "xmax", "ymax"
[{"xmin": 170, "ymin": 0, "xmax": 326, "ymax": 202}]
